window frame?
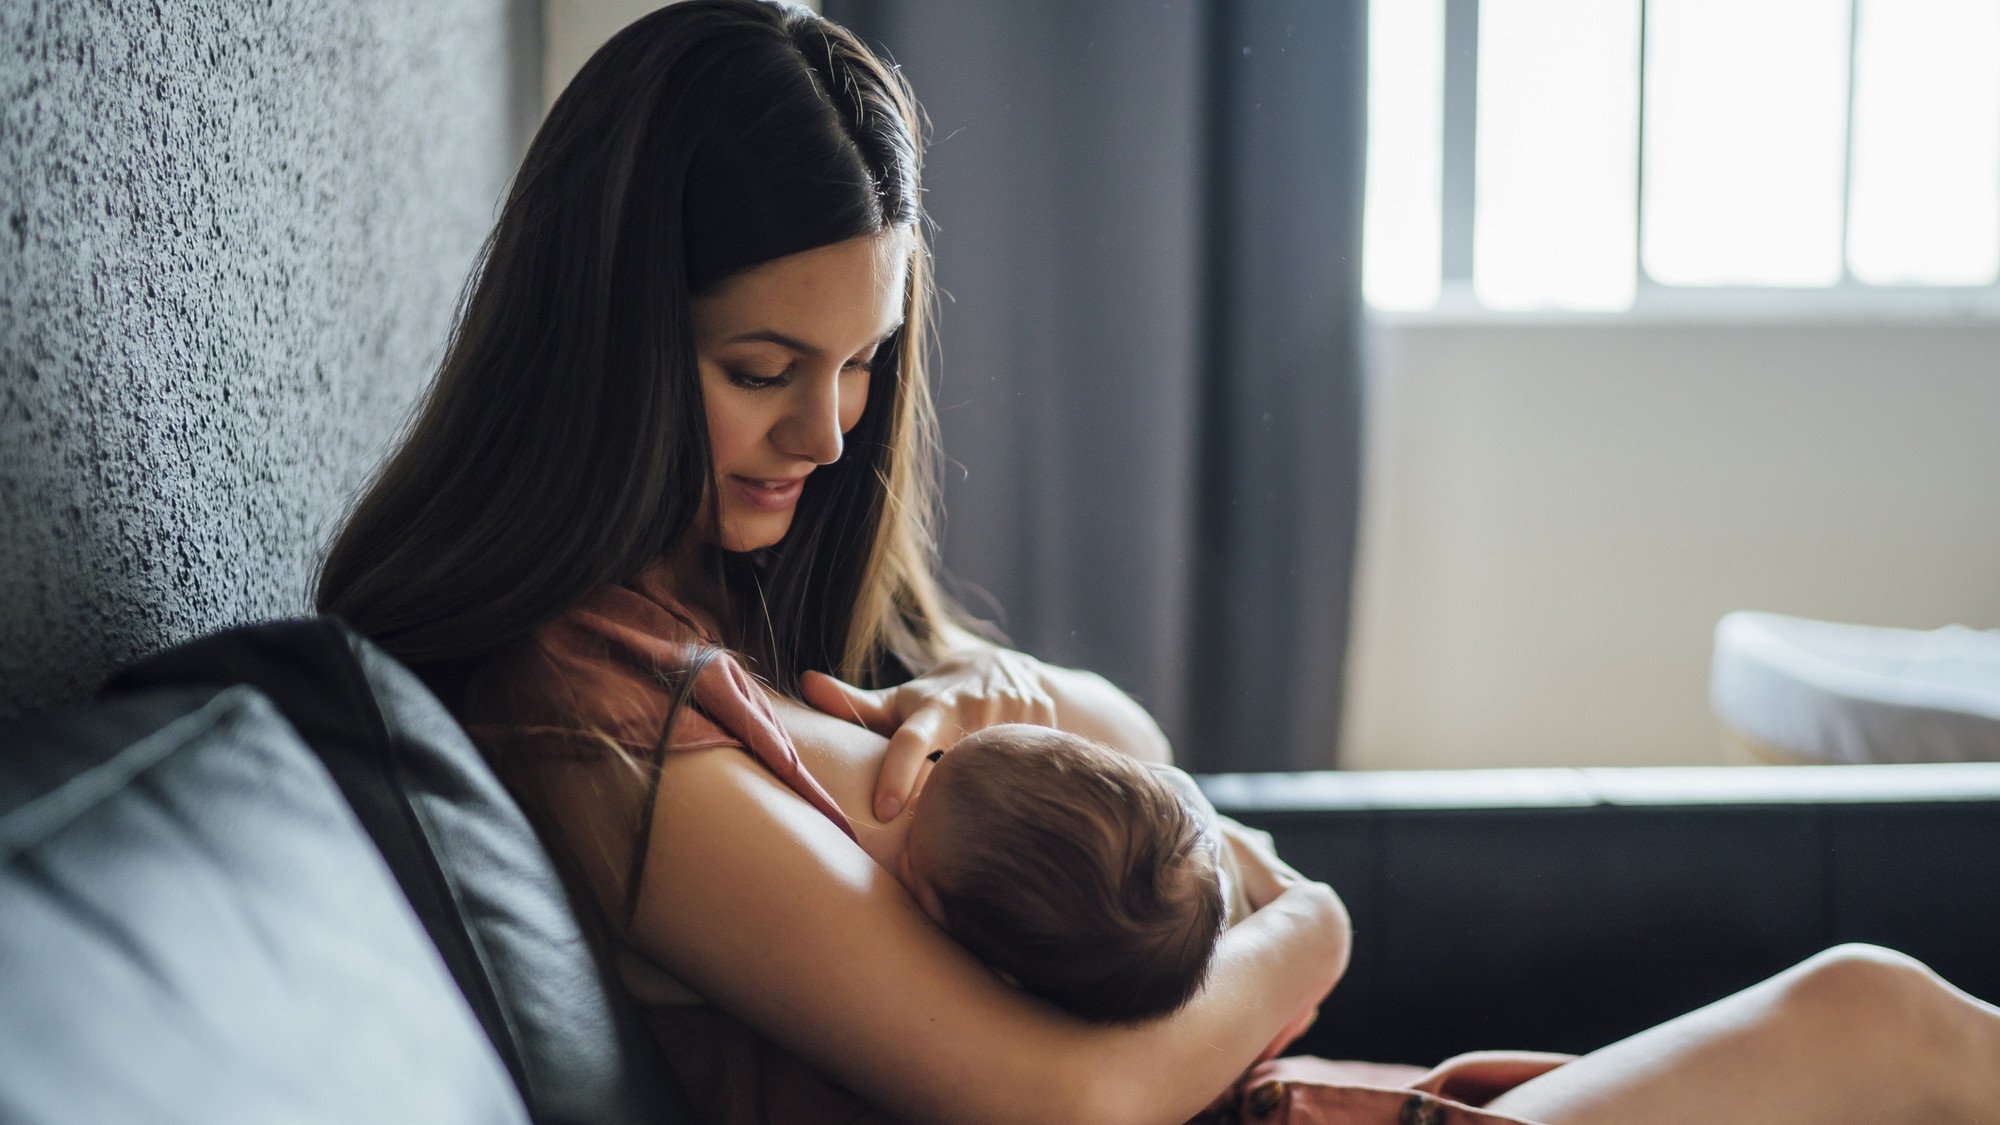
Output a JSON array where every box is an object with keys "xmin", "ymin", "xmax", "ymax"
[{"xmin": 1397, "ymin": 0, "xmax": 2000, "ymax": 324}]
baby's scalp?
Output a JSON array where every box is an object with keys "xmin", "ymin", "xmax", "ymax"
[{"xmin": 909, "ymin": 725, "xmax": 1227, "ymax": 1023}]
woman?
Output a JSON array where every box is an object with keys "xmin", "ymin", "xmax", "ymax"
[{"xmin": 317, "ymin": 2, "xmax": 2000, "ymax": 1122}]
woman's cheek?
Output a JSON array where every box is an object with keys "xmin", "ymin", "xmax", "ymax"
[
  {"xmin": 702, "ymin": 386, "xmax": 759, "ymax": 466},
  {"xmin": 839, "ymin": 369, "xmax": 870, "ymax": 433}
]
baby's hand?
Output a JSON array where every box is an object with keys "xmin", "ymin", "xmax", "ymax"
[{"xmin": 1216, "ymin": 816, "xmax": 1309, "ymax": 912}]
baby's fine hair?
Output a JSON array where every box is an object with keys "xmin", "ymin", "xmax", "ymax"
[{"xmin": 921, "ymin": 726, "xmax": 1226, "ymax": 1023}]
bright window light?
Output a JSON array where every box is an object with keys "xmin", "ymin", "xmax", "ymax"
[
  {"xmin": 1473, "ymin": 0, "xmax": 1641, "ymax": 310},
  {"xmin": 1362, "ymin": 0, "xmax": 1445, "ymax": 311},
  {"xmin": 1847, "ymin": 0, "xmax": 2000, "ymax": 286},
  {"xmin": 1365, "ymin": 0, "xmax": 2000, "ymax": 311},
  {"xmin": 1642, "ymin": 0, "xmax": 1851, "ymax": 287}
]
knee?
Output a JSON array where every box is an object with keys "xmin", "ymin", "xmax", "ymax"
[
  {"xmin": 1778, "ymin": 944, "xmax": 1954, "ymax": 1044},
  {"xmin": 1765, "ymin": 945, "xmax": 1991, "ymax": 1118},
  {"xmin": 1788, "ymin": 943, "xmax": 1936, "ymax": 1004}
]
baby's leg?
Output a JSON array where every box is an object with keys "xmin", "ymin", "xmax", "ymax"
[{"xmin": 1485, "ymin": 943, "xmax": 2000, "ymax": 1124}]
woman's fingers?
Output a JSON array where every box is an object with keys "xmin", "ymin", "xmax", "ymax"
[
  {"xmin": 873, "ymin": 706, "xmax": 950, "ymax": 822},
  {"xmin": 992, "ymin": 652, "xmax": 1058, "ymax": 727},
  {"xmin": 831, "ymin": 647, "xmax": 1064, "ymax": 821},
  {"xmin": 802, "ymin": 669, "xmax": 950, "ymax": 819},
  {"xmin": 801, "ymin": 670, "xmax": 898, "ymax": 733}
]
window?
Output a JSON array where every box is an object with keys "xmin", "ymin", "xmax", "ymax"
[{"xmin": 1364, "ymin": 0, "xmax": 2000, "ymax": 314}]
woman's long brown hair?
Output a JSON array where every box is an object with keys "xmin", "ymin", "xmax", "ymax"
[{"xmin": 316, "ymin": 0, "xmax": 972, "ymax": 707}]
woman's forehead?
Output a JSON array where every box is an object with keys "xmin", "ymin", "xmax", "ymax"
[{"xmin": 693, "ymin": 229, "xmax": 910, "ymax": 351}]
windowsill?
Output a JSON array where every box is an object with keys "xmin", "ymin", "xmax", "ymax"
[{"xmin": 1368, "ymin": 284, "xmax": 2000, "ymax": 329}]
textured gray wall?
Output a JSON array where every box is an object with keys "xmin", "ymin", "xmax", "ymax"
[{"xmin": 0, "ymin": 0, "xmax": 539, "ymax": 720}]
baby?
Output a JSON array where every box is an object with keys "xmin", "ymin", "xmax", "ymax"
[{"xmin": 888, "ymin": 724, "xmax": 1252, "ymax": 1024}]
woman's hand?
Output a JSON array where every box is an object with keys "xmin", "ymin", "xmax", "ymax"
[{"xmin": 801, "ymin": 647, "xmax": 1057, "ymax": 821}]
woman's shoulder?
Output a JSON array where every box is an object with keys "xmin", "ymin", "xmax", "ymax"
[{"xmin": 555, "ymin": 558, "xmax": 719, "ymax": 646}]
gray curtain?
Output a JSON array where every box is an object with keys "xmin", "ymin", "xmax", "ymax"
[{"xmin": 826, "ymin": 0, "xmax": 1366, "ymax": 773}]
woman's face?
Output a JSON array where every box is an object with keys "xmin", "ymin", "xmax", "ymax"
[{"xmin": 691, "ymin": 229, "xmax": 911, "ymax": 553}]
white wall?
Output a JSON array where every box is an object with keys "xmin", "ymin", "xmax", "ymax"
[
  {"xmin": 542, "ymin": 0, "xmax": 818, "ymax": 110},
  {"xmin": 1341, "ymin": 318, "xmax": 2000, "ymax": 770},
  {"xmin": 542, "ymin": 0, "xmax": 662, "ymax": 107}
]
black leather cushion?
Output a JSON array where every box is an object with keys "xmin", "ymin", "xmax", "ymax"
[
  {"xmin": 1206, "ymin": 766, "xmax": 2000, "ymax": 1066},
  {"xmin": 109, "ymin": 619, "xmax": 692, "ymax": 1125},
  {"xmin": 0, "ymin": 685, "xmax": 529, "ymax": 1124}
]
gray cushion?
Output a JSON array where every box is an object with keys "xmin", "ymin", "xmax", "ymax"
[
  {"xmin": 108, "ymin": 618, "xmax": 692, "ymax": 1125},
  {"xmin": 0, "ymin": 685, "xmax": 529, "ymax": 1124}
]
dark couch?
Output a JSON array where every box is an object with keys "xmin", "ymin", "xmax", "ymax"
[{"xmin": 4, "ymin": 618, "xmax": 1996, "ymax": 1121}]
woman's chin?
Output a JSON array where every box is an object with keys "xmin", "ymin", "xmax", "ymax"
[{"xmin": 716, "ymin": 516, "xmax": 793, "ymax": 555}]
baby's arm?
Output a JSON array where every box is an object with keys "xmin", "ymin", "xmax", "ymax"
[{"xmin": 1216, "ymin": 839, "xmax": 1254, "ymax": 926}]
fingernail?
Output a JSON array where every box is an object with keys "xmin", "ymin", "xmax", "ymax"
[{"xmin": 877, "ymin": 796, "xmax": 903, "ymax": 821}]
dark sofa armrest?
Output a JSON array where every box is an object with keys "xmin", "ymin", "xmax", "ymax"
[{"xmin": 1199, "ymin": 765, "xmax": 2000, "ymax": 1067}]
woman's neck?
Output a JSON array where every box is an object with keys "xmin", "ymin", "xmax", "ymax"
[{"xmin": 657, "ymin": 537, "xmax": 733, "ymax": 640}]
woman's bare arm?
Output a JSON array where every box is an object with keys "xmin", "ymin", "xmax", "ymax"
[
  {"xmin": 1037, "ymin": 662, "xmax": 1172, "ymax": 763},
  {"xmin": 532, "ymin": 745, "xmax": 1348, "ymax": 1125}
]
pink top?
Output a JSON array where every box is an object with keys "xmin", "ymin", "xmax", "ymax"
[{"xmin": 465, "ymin": 561, "xmax": 853, "ymax": 846}]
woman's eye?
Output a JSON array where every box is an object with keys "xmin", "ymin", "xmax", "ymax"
[{"xmin": 726, "ymin": 368, "xmax": 788, "ymax": 390}]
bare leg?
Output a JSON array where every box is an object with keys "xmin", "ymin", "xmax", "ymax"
[{"xmin": 1484, "ymin": 944, "xmax": 2000, "ymax": 1125}]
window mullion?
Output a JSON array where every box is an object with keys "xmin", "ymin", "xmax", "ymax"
[
  {"xmin": 1635, "ymin": 0, "xmax": 1653, "ymax": 296},
  {"xmin": 1838, "ymin": 0, "xmax": 1860, "ymax": 288},
  {"xmin": 1440, "ymin": 0, "xmax": 1478, "ymax": 286}
]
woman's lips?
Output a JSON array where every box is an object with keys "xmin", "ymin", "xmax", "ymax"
[{"xmin": 728, "ymin": 474, "xmax": 807, "ymax": 512}]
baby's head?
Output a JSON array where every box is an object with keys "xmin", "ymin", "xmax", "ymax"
[{"xmin": 898, "ymin": 724, "xmax": 1225, "ymax": 1023}]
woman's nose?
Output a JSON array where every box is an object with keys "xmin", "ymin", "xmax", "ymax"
[{"xmin": 774, "ymin": 373, "xmax": 845, "ymax": 465}]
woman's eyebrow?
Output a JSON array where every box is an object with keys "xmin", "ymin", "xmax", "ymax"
[
  {"xmin": 722, "ymin": 323, "xmax": 905, "ymax": 359},
  {"xmin": 723, "ymin": 329, "xmax": 826, "ymax": 358}
]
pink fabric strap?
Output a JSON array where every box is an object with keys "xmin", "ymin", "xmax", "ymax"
[{"xmin": 692, "ymin": 645, "xmax": 857, "ymax": 844}]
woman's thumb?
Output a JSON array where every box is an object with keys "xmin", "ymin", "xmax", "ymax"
[{"xmin": 801, "ymin": 670, "xmax": 893, "ymax": 731}]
